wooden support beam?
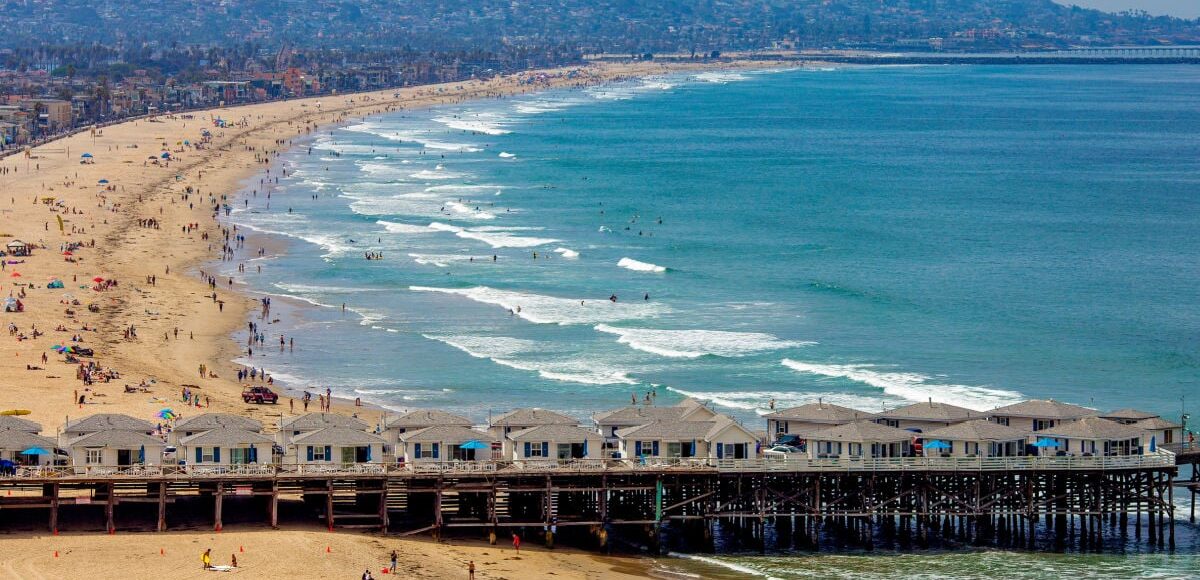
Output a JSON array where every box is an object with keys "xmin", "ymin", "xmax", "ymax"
[
  {"xmin": 379, "ymin": 480, "xmax": 389, "ymax": 532},
  {"xmin": 157, "ymin": 482, "xmax": 167, "ymax": 532},
  {"xmin": 270, "ymin": 481, "xmax": 279, "ymax": 529},
  {"xmin": 49, "ymin": 483, "xmax": 59, "ymax": 534},
  {"xmin": 214, "ymin": 482, "xmax": 224, "ymax": 532},
  {"xmin": 325, "ymin": 480, "xmax": 334, "ymax": 530}
]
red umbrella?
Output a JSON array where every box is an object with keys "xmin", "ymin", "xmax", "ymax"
[
  {"xmin": 9, "ymin": 272, "xmax": 20, "ymax": 277},
  {"xmin": 62, "ymin": 251, "xmax": 73, "ymax": 256},
  {"xmin": 92, "ymin": 276, "xmax": 104, "ymax": 283}
]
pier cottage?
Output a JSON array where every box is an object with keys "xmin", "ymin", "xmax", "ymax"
[
  {"xmin": 805, "ymin": 421, "xmax": 913, "ymax": 459},
  {"xmin": 61, "ymin": 413, "xmax": 155, "ymax": 442},
  {"xmin": 179, "ymin": 427, "xmax": 274, "ymax": 469},
  {"xmin": 763, "ymin": 401, "xmax": 873, "ymax": 441},
  {"xmin": 921, "ymin": 419, "xmax": 1029, "ymax": 457},
  {"xmin": 288, "ymin": 427, "xmax": 385, "ymax": 467},
  {"xmin": 487, "ymin": 408, "xmax": 577, "ymax": 439},
  {"xmin": 0, "ymin": 428, "xmax": 57, "ymax": 466},
  {"xmin": 66, "ymin": 430, "xmax": 165, "ymax": 472},
  {"xmin": 986, "ymin": 399, "xmax": 1095, "ymax": 432},
  {"xmin": 503, "ymin": 424, "xmax": 603, "ymax": 461},
  {"xmin": 0, "ymin": 415, "xmax": 42, "ymax": 433},
  {"xmin": 382, "ymin": 409, "xmax": 472, "ymax": 452},
  {"xmin": 169, "ymin": 413, "xmax": 263, "ymax": 446},
  {"xmin": 398, "ymin": 425, "xmax": 494, "ymax": 463},
  {"xmin": 874, "ymin": 400, "xmax": 983, "ymax": 432},
  {"xmin": 616, "ymin": 415, "xmax": 759, "ymax": 461},
  {"xmin": 593, "ymin": 399, "xmax": 717, "ymax": 443},
  {"xmin": 276, "ymin": 413, "xmax": 369, "ymax": 447},
  {"xmin": 1100, "ymin": 409, "xmax": 1184, "ymax": 447},
  {"xmin": 1036, "ymin": 416, "xmax": 1147, "ymax": 456}
]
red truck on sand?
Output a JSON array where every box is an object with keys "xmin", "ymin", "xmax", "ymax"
[{"xmin": 242, "ymin": 386, "xmax": 279, "ymax": 404}]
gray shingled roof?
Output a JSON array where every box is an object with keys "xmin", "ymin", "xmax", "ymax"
[
  {"xmin": 1135, "ymin": 417, "xmax": 1182, "ymax": 430},
  {"xmin": 179, "ymin": 427, "xmax": 274, "ymax": 446},
  {"xmin": 878, "ymin": 401, "xmax": 982, "ymax": 422},
  {"xmin": 763, "ymin": 402, "xmax": 873, "ymax": 423},
  {"xmin": 386, "ymin": 409, "xmax": 472, "ymax": 429},
  {"xmin": 64, "ymin": 413, "xmax": 154, "ymax": 434},
  {"xmin": 594, "ymin": 405, "xmax": 688, "ymax": 425},
  {"xmin": 923, "ymin": 419, "xmax": 1029, "ymax": 442},
  {"xmin": 400, "ymin": 425, "xmax": 492, "ymax": 444},
  {"xmin": 615, "ymin": 420, "xmax": 716, "ymax": 440},
  {"xmin": 507, "ymin": 424, "xmax": 601, "ymax": 442},
  {"xmin": 281, "ymin": 413, "xmax": 368, "ymax": 432},
  {"xmin": 807, "ymin": 421, "xmax": 913, "ymax": 443},
  {"xmin": 0, "ymin": 428, "xmax": 56, "ymax": 450},
  {"xmin": 175, "ymin": 413, "xmax": 263, "ymax": 433},
  {"xmin": 1038, "ymin": 417, "xmax": 1145, "ymax": 440},
  {"xmin": 987, "ymin": 399, "xmax": 1095, "ymax": 420},
  {"xmin": 490, "ymin": 408, "xmax": 578, "ymax": 427},
  {"xmin": 1100, "ymin": 408, "xmax": 1159, "ymax": 421},
  {"xmin": 0, "ymin": 415, "xmax": 42, "ymax": 433},
  {"xmin": 292, "ymin": 427, "xmax": 385, "ymax": 446},
  {"xmin": 68, "ymin": 430, "xmax": 165, "ymax": 449}
]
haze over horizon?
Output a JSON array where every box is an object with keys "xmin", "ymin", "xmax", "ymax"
[{"xmin": 1059, "ymin": 0, "xmax": 1200, "ymax": 19}]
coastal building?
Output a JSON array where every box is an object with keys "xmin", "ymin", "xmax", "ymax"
[
  {"xmin": 382, "ymin": 409, "xmax": 472, "ymax": 452},
  {"xmin": 487, "ymin": 408, "xmax": 577, "ymax": 439},
  {"xmin": 503, "ymin": 424, "xmax": 603, "ymax": 461},
  {"xmin": 874, "ymin": 400, "xmax": 982, "ymax": 432},
  {"xmin": 593, "ymin": 398, "xmax": 717, "ymax": 440},
  {"xmin": 179, "ymin": 427, "xmax": 273, "ymax": 468},
  {"xmin": 0, "ymin": 428, "xmax": 57, "ymax": 466},
  {"xmin": 66, "ymin": 430, "xmax": 165, "ymax": 470},
  {"xmin": 1035, "ymin": 416, "xmax": 1146, "ymax": 456},
  {"xmin": 169, "ymin": 413, "xmax": 263, "ymax": 446},
  {"xmin": 615, "ymin": 415, "xmax": 759, "ymax": 460},
  {"xmin": 805, "ymin": 421, "xmax": 913, "ymax": 459},
  {"xmin": 398, "ymin": 425, "xmax": 494, "ymax": 463},
  {"xmin": 763, "ymin": 401, "xmax": 873, "ymax": 440},
  {"xmin": 276, "ymin": 413, "xmax": 369, "ymax": 447},
  {"xmin": 61, "ymin": 413, "xmax": 156, "ymax": 443},
  {"xmin": 986, "ymin": 399, "xmax": 1095, "ymax": 432},
  {"xmin": 1099, "ymin": 409, "xmax": 1184, "ymax": 447},
  {"xmin": 0, "ymin": 415, "xmax": 42, "ymax": 433},
  {"xmin": 287, "ymin": 427, "xmax": 386, "ymax": 466},
  {"xmin": 921, "ymin": 419, "xmax": 1029, "ymax": 457}
]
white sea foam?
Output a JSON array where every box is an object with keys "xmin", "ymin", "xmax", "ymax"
[
  {"xmin": 407, "ymin": 253, "xmax": 478, "ymax": 268},
  {"xmin": 666, "ymin": 553, "xmax": 783, "ymax": 580},
  {"xmin": 498, "ymin": 152, "xmax": 516, "ymax": 158},
  {"xmin": 443, "ymin": 201, "xmax": 497, "ymax": 220},
  {"xmin": 410, "ymin": 167, "xmax": 464, "ymax": 180},
  {"xmin": 694, "ymin": 71, "xmax": 750, "ymax": 83},
  {"xmin": 553, "ymin": 247, "xmax": 579, "ymax": 259},
  {"xmin": 377, "ymin": 220, "xmax": 435, "ymax": 234},
  {"xmin": 410, "ymin": 286, "xmax": 667, "ymax": 325},
  {"xmin": 426, "ymin": 335, "xmax": 638, "ymax": 385},
  {"xmin": 427, "ymin": 222, "xmax": 558, "ymax": 248},
  {"xmin": 665, "ymin": 386, "xmax": 895, "ymax": 416},
  {"xmin": 617, "ymin": 257, "xmax": 666, "ymax": 273},
  {"xmin": 432, "ymin": 113, "xmax": 511, "ymax": 135},
  {"xmin": 780, "ymin": 359, "xmax": 1023, "ymax": 411},
  {"xmin": 274, "ymin": 283, "xmax": 374, "ymax": 295},
  {"xmin": 595, "ymin": 325, "xmax": 811, "ymax": 359}
]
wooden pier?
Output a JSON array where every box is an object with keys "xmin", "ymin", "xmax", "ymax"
[{"xmin": 0, "ymin": 452, "xmax": 1185, "ymax": 553}]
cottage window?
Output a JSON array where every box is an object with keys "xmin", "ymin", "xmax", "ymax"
[
  {"xmin": 556, "ymin": 444, "xmax": 572, "ymax": 460},
  {"xmin": 313, "ymin": 446, "xmax": 327, "ymax": 461},
  {"xmin": 202, "ymin": 448, "xmax": 215, "ymax": 463},
  {"xmin": 86, "ymin": 448, "xmax": 103, "ymax": 464},
  {"xmin": 230, "ymin": 448, "xmax": 244, "ymax": 465},
  {"xmin": 529, "ymin": 442, "xmax": 545, "ymax": 457}
]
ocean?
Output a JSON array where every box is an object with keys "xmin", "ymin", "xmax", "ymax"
[{"xmin": 220, "ymin": 64, "xmax": 1200, "ymax": 577}]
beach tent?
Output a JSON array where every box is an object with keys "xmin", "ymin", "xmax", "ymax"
[
  {"xmin": 2, "ymin": 297, "xmax": 19, "ymax": 312},
  {"xmin": 6, "ymin": 240, "xmax": 29, "ymax": 256},
  {"xmin": 47, "ymin": 280, "xmax": 64, "ymax": 288}
]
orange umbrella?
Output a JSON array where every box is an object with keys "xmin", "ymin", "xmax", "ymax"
[{"xmin": 9, "ymin": 272, "xmax": 20, "ymax": 277}]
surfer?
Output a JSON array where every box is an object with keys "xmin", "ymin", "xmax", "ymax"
[{"xmin": 609, "ymin": 294, "xmax": 618, "ymax": 303}]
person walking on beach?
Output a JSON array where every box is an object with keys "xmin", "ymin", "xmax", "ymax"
[
  {"xmin": 201, "ymin": 548, "xmax": 212, "ymax": 569},
  {"xmin": 468, "ymin": 560, "xmax": 476, "ymax": 579},
  {"xmin": 512, "ymin": 532, "xmax": 521, "ymax": 554},
  {"xmin": 390, "ymin": 550, "xmax": 398, "ymax": 573}
]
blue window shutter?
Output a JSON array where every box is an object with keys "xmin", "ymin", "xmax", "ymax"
[
  {"xmin": 717, "ymin": 443, "xmax": 724, "ymax": 459},
  {"xmin": 652, "ymin": 441, "xmax": 659, "ymax": 457},
  {"xmin": 195, "ymin": 447, "xmax": 202, "ymax": 463},
  {"xmin": 307, "ymin": 446, "xmax": 314, "ymax": 461},
  {"xmin": 366, "ymin": 446, "xmax": 372, "ymax": 461},
  {"xmin": 691, "ymin": 440, "xmax": 697, "ymax": 457},
  {"xmin": 414, "ymin": 443, "xmax": 421, "ymax": 458},
  {"xmin": 634, "ymin": 441, "xmax": 642, "ymax": 456},
  {"xmin": 432, "ymin": 443, "xmax": 440, "ymax": 459},
  {"xmin": 213, "ymin": 447, "xmax": 221, "ymax": 463},
  {"xmin": 524, "ymin": 442, "xmax": 531, "ymax": 458},
  {"xmin": 582, "ymin": 439, "xmax": 588, "ymax": 457},
  {"xmin": 543, "ymin": 442, "xmax": 549, "ymax": 458},
  {"xmin": 249, "ymin": 446, "xmax": 258, "ymax": 463},
  {"xmin": 324, "ymin": 446, "xmax": 332, "ymax": 462}
]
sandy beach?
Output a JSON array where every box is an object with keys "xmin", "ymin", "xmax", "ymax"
[{"xmin": 0, "ymin": 58, "xmax": 789, "ymax": 578}]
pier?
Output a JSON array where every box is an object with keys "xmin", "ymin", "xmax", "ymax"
[{"xmin": 0, "ymin": 451, "xmax": 1185, "ymax": 553}]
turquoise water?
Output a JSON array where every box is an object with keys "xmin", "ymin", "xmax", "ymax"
[{"xmin": 221, "ymin": 65, "xmax": 1200, "ymax": 576}]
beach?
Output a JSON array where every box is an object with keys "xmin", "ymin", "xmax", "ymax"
[{"xmin": 0, "ymin": 58, "xmax": 793, "ymax": 577}]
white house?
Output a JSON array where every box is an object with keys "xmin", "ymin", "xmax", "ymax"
[
  {"xmin": 874, "ymin": 400, "xmax": 982, "ymax": 432},
  {"xmin": 763, "ymin": 401, "xmax": 873, "ymax": 441},
  {"xmin": 487, "ymin": 408, "xmax": 577, "ymax": 439},
  {"xmin": 398, "ymin": 425, "xmax": 494, "ymax": 463},
  {"xmin": 805, "ymin": 421, "xmax": 913, "ymax": 459},
  {"xmin": 179, "ymin": 427, "xmax": 274, "ymax": 467},
  {"xmin": 616, "ymin": 415, "xmax": 759, "ymax": 460},
  {"xmin": 503, "ymin": 424, "xmax": 603, "ymax": 461},
  {"xmin": 61, "ymin": 413, "xmax": 155, "ymax": 444},
  {"xmin": 987, "ymin": 399, "xmax": 1095, "ymax": 433},
  {"xmin": 593, "ymin": 399, "xmax": 717, "ymax": 440},
  {"xmin": 66, "ymin": 430, "xmax": 165, "ymax": 470},
  {"xmin": 921, "ymin": 419, "xmax": 1029, "ymax": 457},
  {"xmin": 276, "ymin": 413, "xmax": 369, "ymax": 447},
  {"xmin": 170, "ymin": 413, "xmax": 263, "ymax": 446},
  {"xmin": 0, "ymin": 415, "xmax": 42, "ymax": 434},
  {"xmin": 1099, "ymin": 409, "xmax": 1184, "ymax": 448},
  {"xmin": 288, "ymin": 427, "xmax": 386, "ymax": 466},
  {"xmin": 382, "ymin": 409, "xmax": 472, "ymax": 453},
  {"xmin": 0, "ymin": 428, "xmax": 57, "ymax": 466},
  {"xmin": 1036, "ymin": 416, "xmax": 1146, "ymax": 456}
]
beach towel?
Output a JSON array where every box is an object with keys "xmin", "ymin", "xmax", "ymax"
[{"xmin": 206, "ymin": 565, "xmax": 235, "ymax": 572}]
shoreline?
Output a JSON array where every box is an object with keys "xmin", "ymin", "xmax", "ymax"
[{"xmin": 0, "ymin": 57, "xmax": 796, "ymax": 579}]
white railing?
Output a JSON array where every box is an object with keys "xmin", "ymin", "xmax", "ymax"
[{"xmin": 0, "ymin": 451, "xmax": 1176, "ymax": 480}]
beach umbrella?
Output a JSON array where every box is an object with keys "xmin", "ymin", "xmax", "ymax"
[
  {"xmin": 138, "ymin": 445, "xmax": 145, "ymax": 463},
  {"xmin": 459, "ymin": 440, "xmax": 489, "ymax": 450},
  {"xmin": 183, "ymin": 140, "xmax": 190, "ymax": 145},
  {"xmin": 923, "ymin": 440, "xmax": 951, "ymax": 450},
  {"xmin": 158, "ymin": 409, "xmax": 176, "ymax": 420},
  {"xmin": 160, "ymin": 152, "xmax": 170, "ymax": 159},
  {"xmin": 80, "ymin": 153, "xmax": 93, "ymax": 158},
  {"xmin": 20, "ymin": 447, "xmax": 50, "ymax": 455},
  {"xmin": 92, "ymin": 276, "xmax": 104, "ymax": 283},
  {"xmin": 9, "ymin": 272, "xmax": 20, "ymax": 277},
  {"xmin": 62, "ymin": 251, "xmax": 72, "ymax": 256},
  {"xmin": 1032, "ymin": 438, "xmax": 1059, "ymax": 448},
  {"xmin": 98, "ymin": 179, "xmax": 109, "ymax": 184}
]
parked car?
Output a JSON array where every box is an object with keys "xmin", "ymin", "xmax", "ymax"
[
  {"xmin": 242, "ymin": 386, "xmax": 279, "ymax": 404},
  {"xmin": 764, "ymin": 445, "xmax": 804, "ymax": 459}
]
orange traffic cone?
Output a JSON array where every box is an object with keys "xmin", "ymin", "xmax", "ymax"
[
  {"xmin": 54, "ymin": 551, "xmax": 58, "ymax": 558},
  {"xmin": 325, "ymin": 546, "xmax": 331, "ymax": 553},
  {"xmin": 239, "ymin": 546, "xmax": 244, "ymax": 553},
  {"xmin": 160, "ymin": 548, "xmax": 164, "ymax": 556}
]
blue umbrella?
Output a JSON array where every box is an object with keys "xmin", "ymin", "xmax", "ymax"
[
  {"xmin": 98, "ymin": 179, "xmax": 109, "ymax": 184},
  {"xmin": 460, "ymin": 440, "xmax": 489, "ymax": 450},
  {"xmin": 923, "ymin": 440, "xmax": 951, "ymax": 450},
  {"xmin": 20, "ymin": 447, "xmax": 50, "ymax": 455},
  {"xmin": 1032, "ymin": 438, "xmax": 1059, "ymax": 448},
  {"xmin": 80, "ymin": 153, "xmax": 93, "ymax": 158},
  {"xmin": 138, "ymin": 445, "xmax": 145, "ymax": 463},
  {"xmin": 160, "ymin": 152, "xmax": 170, "ymax": 158}
]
